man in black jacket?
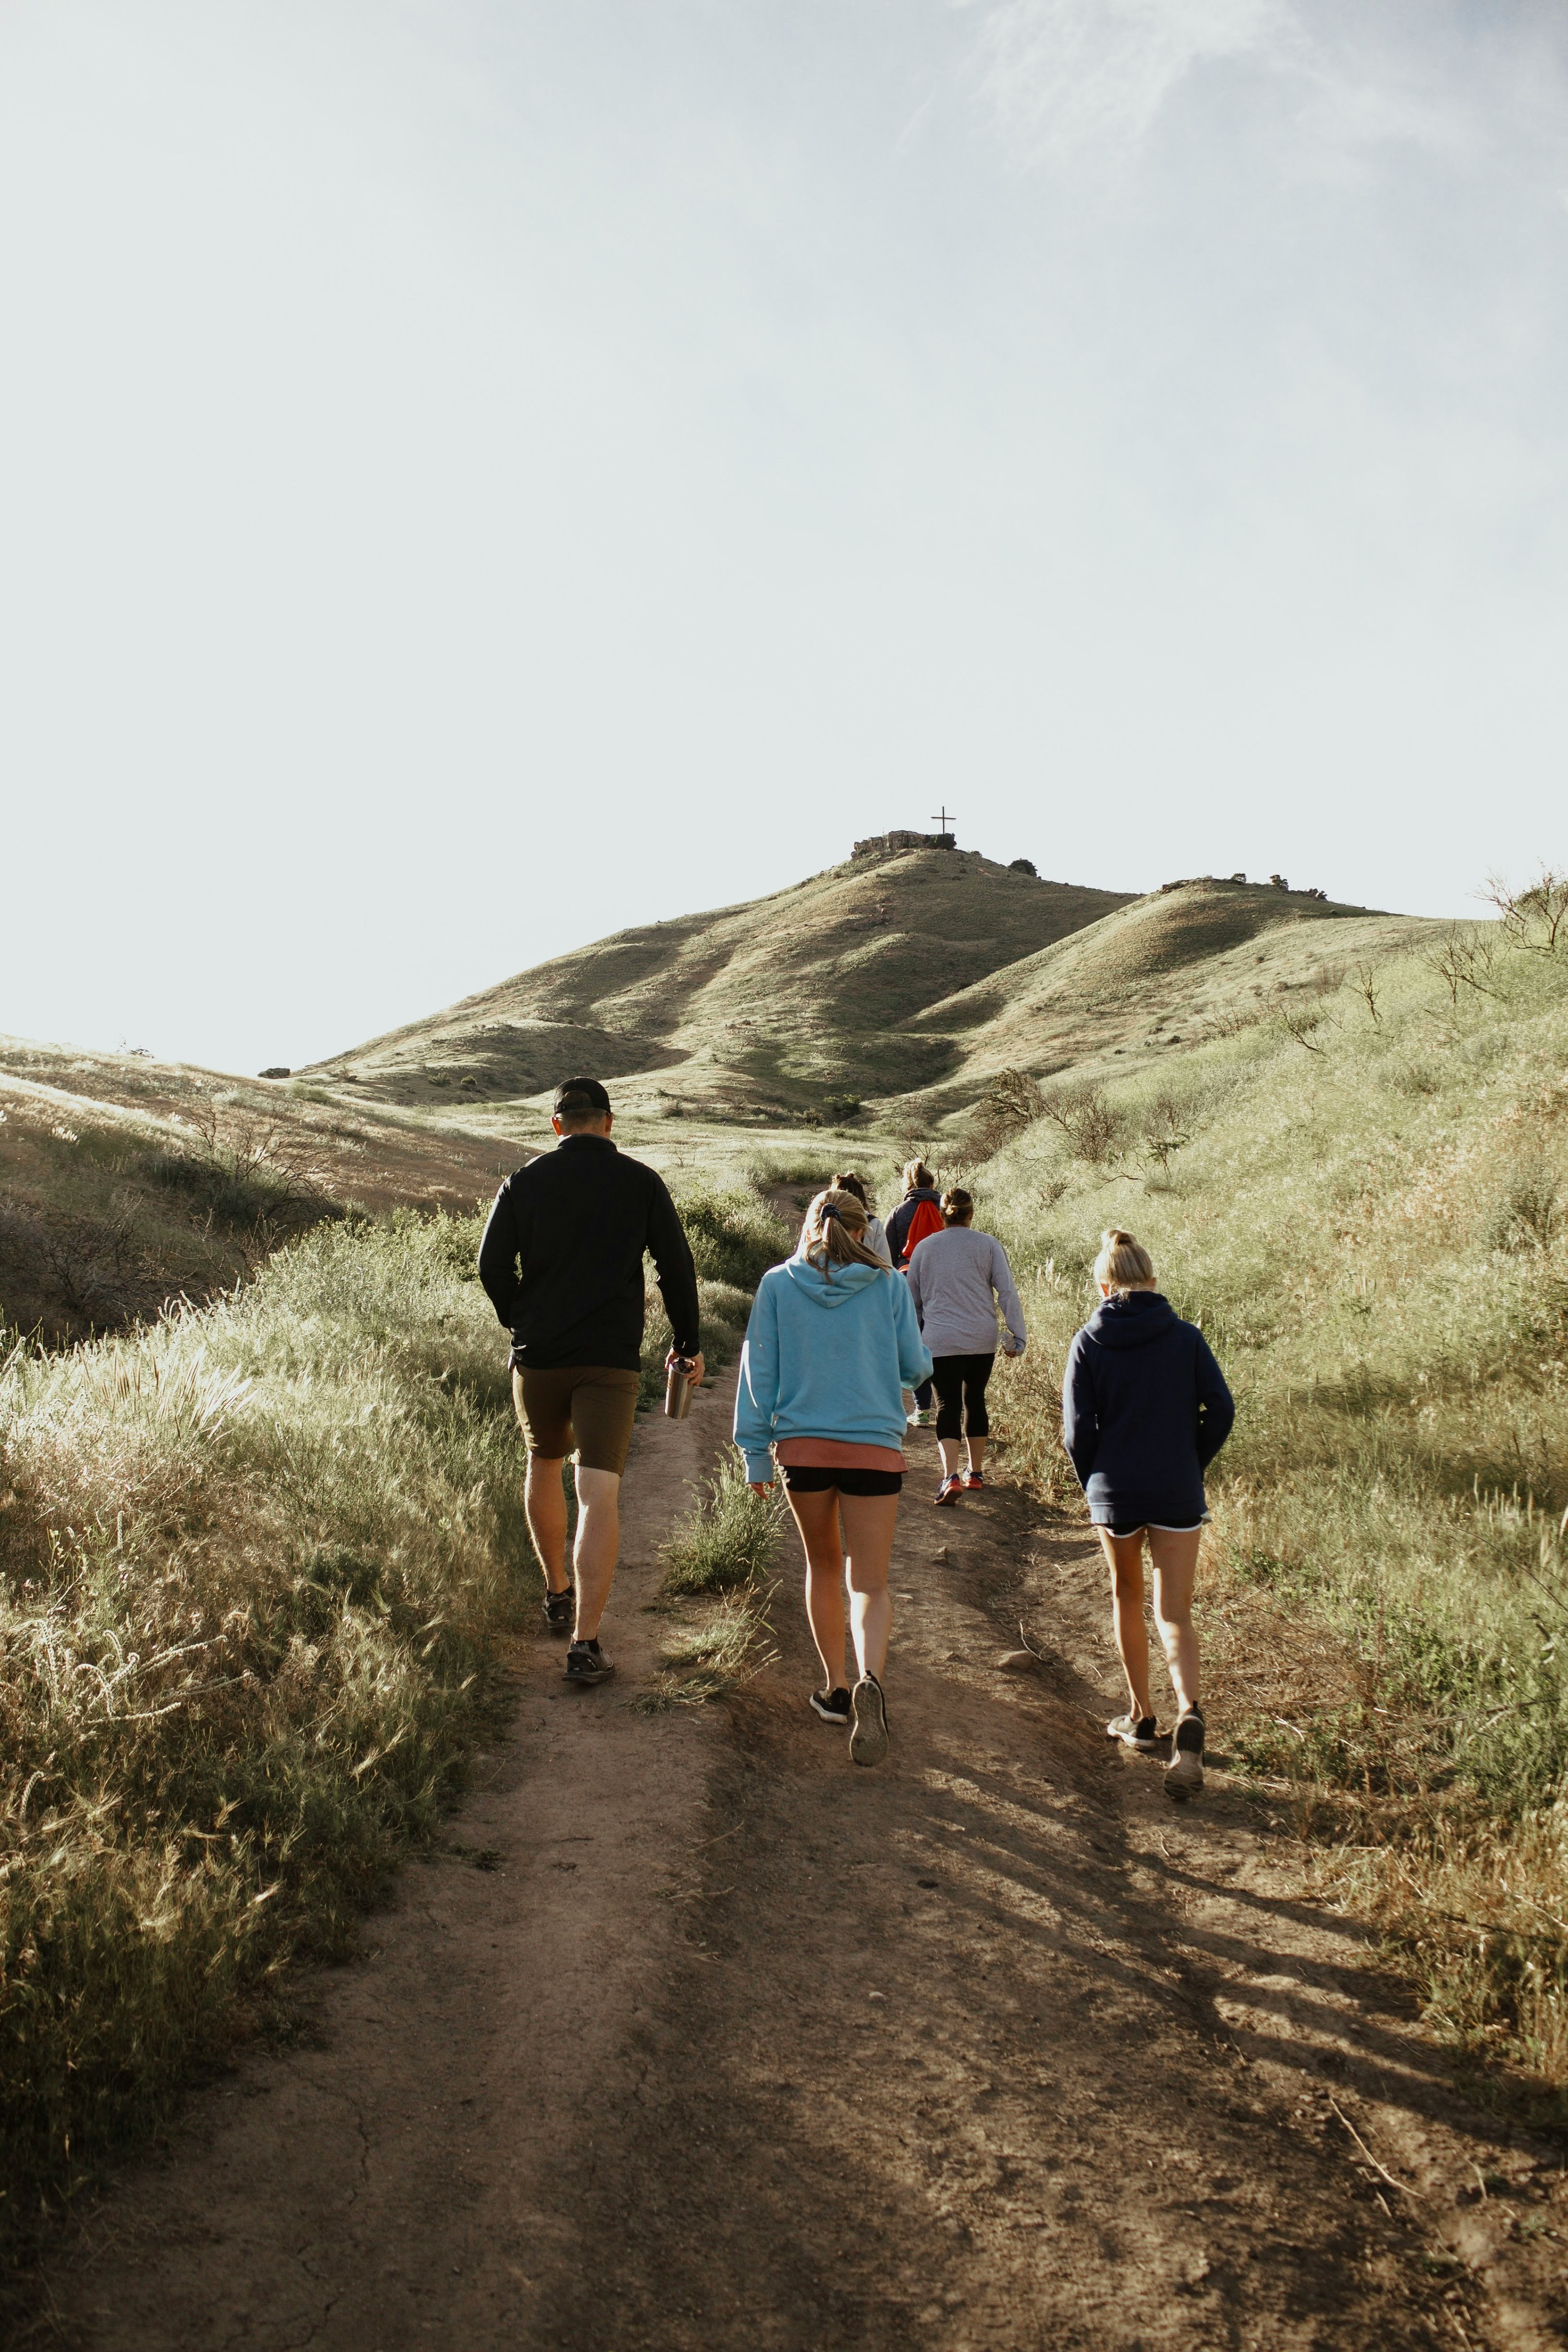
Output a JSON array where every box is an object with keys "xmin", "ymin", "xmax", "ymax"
[{"xmin": 478, "ymin": 1077, "xmax": 703, "ymax": 1684}]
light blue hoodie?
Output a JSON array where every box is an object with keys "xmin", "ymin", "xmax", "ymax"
[{"xmin": 734, "ymin": 1250, "xmax": 934, "ymax": 1483}]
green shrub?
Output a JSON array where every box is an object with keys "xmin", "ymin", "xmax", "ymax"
[
  {"xmin": 659, "ymin": 1453, "xmax": 784, "ymax": 1596},
  {"xmin": 638, "ymin": 1279, "xmax": 750, "ymax": 1411},
  {"xmin": 670, "ymin": 1183, "xmax": 789, "ymax": 1291}
]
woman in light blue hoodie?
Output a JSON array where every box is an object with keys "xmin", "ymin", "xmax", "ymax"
[{"xmin": 736, "ymin": 1188, "xmax": 932, "ymax": 1765}]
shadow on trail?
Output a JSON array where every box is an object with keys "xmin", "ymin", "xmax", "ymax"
[{"xmin": 537, "ymin": 1486, "xmax": 1467, "ymax": 2352}]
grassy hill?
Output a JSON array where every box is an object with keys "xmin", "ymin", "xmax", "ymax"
[
  {"xmin": 3, "ymin": 855, "xmax": 1567, "ymax": 2275},
  {"xmin": 966, "ymin": 899, "xmax": 1568, "ymax": 2100},
  {"xmin": 307, "ymin": 847, "xmax": 1426, "ymax": 1130},
  {"xmin": 306, "ymin": 847, "xmax": 1131, "ymax": 1119},
  {"xmin": 0, "ymin": 1038, "xmax": 524, "ymax": 1343}
]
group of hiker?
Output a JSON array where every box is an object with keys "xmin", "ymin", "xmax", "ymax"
[{"xmin": 478, "ymin": 1080, "xmax": 1234, "ymax": 1793}]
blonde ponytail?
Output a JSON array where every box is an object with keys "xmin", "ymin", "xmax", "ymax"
[
  {"xmin": 1094, "ymin": 1228, "xmax": 1156, "ymax": 1292},
  {"xmin": 803, "ymin": 1188, "xmax": 887, "ymax": 1279}
]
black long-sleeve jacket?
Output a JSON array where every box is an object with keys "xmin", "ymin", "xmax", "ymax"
[{"xmin": 476, "ymin": 1135, "xmax": 701, "ymax": 1372}]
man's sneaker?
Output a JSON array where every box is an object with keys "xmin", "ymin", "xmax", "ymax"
[
  {"xmin": 564, "ymin": 1640, "xmax": 615, "ymax": 1685},
  {"xmin": 915, "ymin": 1409, "xmax": 934, "ymax": 1427},
  {"xmin": 1166, "ymin": 1709, "xmax": 1204, "ymax": 1794},
  {"xmin": 849, "ymin": 1674, "xmax": 889, "ymax": 1767},
  {"xmin": 810, "ymin": 1686, "xmax": 852, "ymax": 1727},
  {"xmin": 935, "ymin": 1475, "xmax": 962, "ymax": 1507},
  {"xmin": 542, "ymin": 1585, "xmax": 574, "ymax": 1636},
  {"xmin": 1106, "ymin": 1711, "xmax": 1159, "ymax": 1752},
  {"xmin": 961, "ymin": 1470, "xmax": 985, "ymax": 1491}
]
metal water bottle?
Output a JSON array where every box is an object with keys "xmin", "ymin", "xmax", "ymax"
[{"xmin": 665, "ymin": 1357, "xmax": 695, "ymax": 1420}]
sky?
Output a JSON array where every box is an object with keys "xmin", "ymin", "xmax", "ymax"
[{"xmin": 2, "ymin": 0, "xmax": 1566, "ymax": 1073}]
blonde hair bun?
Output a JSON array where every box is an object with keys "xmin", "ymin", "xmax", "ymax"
[{"xmin": 1094, "ymin": 1228, "xmax": 1156, "ymax": 1291}]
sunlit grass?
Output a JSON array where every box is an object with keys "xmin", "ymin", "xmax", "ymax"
[{"xmin": 974, "ymin": 921, "xmax": 1568, "ymax": 2104}]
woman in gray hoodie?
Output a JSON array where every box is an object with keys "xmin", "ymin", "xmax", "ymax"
[{"xmin": 904, "ymin": 1188, "xmax": 1026, "ymax": 1505}]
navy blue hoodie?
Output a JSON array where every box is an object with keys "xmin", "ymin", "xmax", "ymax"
[{"xmin": 1061, "ymin": 1290, "xmax": 1234, "ymax": 1528}]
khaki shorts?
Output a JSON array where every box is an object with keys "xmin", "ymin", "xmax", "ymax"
[{"xmin": 512, "ymin": 1365, "xmax": 641, "ymax": 1476}]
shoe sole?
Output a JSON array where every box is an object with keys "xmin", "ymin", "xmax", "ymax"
[
  {"xmin": 1108, "ymin": 1732, "xmax": 1160, "ymax": 1753},
  {"xmin": 934, "ymin": 1490, "xmax": 960, "ymax": 1507},
  {"xmin": 849, "ymin": 1681, "xmax": 889, "ymax": 1767},
  {"xmin": 565, "ymin": 1662, "xmax": 615, "ymax": 1685},
  {"xmin": 1165, "ymin": 1751, "xmax": 1204, "ymax": 1795},
  {"xmin": 810, "ymin": 1703, "xmax": 851, "ymax": 1727}
]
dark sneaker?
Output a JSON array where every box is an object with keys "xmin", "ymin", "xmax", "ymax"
[
  {"xmin": 1166, "ymin": 1709, "xmax": 1205, "ymax": 1794},
  {"xmin": 849, "ymin": 1674, "xmax": 889, "ymax": 1767},
  {"xmin": 565, "ymin": 1640, "xmax": 615, "ymax": 1685},
  {"xmin": 542, "ymin": 1585, "xmax": 574, "ymax": 1636},
  {"xmin": 935, "ymin": 1475, "xmax": 962, "ymax": 1507},
  {"xmin": 961, "ymin": 1470, "xmax": 985, "ymax": 1491},
  {"xmin": 810, "ymin": 1686, "xmax": 852, "ymax": 1727},
  {"xmin": 1106, "ymin": 1711, "xmax": 1159, "ymax": 1751}
]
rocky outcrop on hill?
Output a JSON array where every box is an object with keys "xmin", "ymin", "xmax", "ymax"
[{"xmin": 852, "ymin": 829, "xmax": 955, "ymax": 856}]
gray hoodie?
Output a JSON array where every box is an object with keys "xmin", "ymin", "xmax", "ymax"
[{"xmin": 906, "ymin": 1226, "xmax": 1027, "ymax": 1358}]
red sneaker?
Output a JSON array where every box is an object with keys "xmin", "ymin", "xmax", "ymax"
[
  {"xmin": 961, "ymin": 1470, "xmax": 985, "ymax": 1491},
  {"xmin": 934, "ymin": 1475, "xmax": 962, "ymax": 1507}
]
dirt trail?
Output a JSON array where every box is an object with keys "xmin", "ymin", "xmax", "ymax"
[{"xmin": 45, "ymin": 1383, "xmax": 1567, "ymax": 2351}]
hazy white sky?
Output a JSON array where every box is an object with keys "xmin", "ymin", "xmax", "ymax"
[{"xmin": 3, "ymin": 0, "xmax": 1566, "ymax": 1072}]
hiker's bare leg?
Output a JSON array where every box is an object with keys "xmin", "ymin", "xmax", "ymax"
[
  {"xmin": 786, "ymin": 1486, "xmax": 849, "ymax": 1691},
  {"xmin": 571, "ymin": 1466, "xmax": 622, "ymax": 1641},
  {"xmin": 840, "ymin": 1491, "xmax": 899, "ymax": 1685},
  {"xmin": 1098, "ymin": 1528, "xmax": 1154, "ymax": 1719},
  {"xmin": 966, "ymin": 1435, "xmax": 988, "ymax": 1477},
  {"xmin": 1149, "ymin": 1528, "xmax": 1202, "ymax": 1717},
  {"xmin": 938, "ymin": 1438, "xmax": 964, "ymax": 1478},
  {"xmin": 525, "ymin": 1454, "xmax": 571, "ymax": 1595}
]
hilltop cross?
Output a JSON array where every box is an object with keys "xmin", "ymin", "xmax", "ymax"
[{"xmin": 930, "ymin": 806, "xmax": 955, "ymax": 838}]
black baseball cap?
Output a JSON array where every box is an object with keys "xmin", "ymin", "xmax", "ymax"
[{"xmin": 553, "ymin": 1075, "xmax": 611, "ymax": 1116}]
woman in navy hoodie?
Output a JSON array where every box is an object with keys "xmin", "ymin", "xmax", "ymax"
[
  {"xmin": 737, "ymin": 1188, "xmax": 931, "ymax": 1766},
  {"xmin": 1061, "ymin": 1229, "xmax": 1233, "ymax": 1794}
]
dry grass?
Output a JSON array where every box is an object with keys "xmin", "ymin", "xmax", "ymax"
[
  {"xmin": 0, "ymin": 1212, "xmax": 532, "ymax": 2271},
  {"xmin": 972, "ymin": 916, "xmax": 1568, "ymax": 2110},
  {"xmin": 638, "ymin": 1587, "xmax": 781, "ymax": 1712},
  {"xmin": 0, "ymin": 1170, "xmax": 793, "ymax": 2275}
]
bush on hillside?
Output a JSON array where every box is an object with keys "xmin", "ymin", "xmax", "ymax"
[
  {"xmin": 638, "ymin": 1280, "xmax": 751, "ymax": 1410},
  {"xmin": 671, "ymin": 1183, "xmax": 790, "ymax": 1293},
  {"xmin": 659, "ymin": 1454, "xmax": 784, "ymax": 1596}
]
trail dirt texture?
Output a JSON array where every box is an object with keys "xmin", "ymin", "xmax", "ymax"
[{"xmin": 46, "ymin": 1382, "xmax": 1568, "ymax": 2351}]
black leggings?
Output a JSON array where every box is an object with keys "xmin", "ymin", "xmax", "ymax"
[{"xmin": 931, "ymin": 1353, "xmax": 994, "ymax": 1442}]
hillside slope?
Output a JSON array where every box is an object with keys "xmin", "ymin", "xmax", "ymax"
[
  {"xmin": 910, "ymin": 876, "xmax": 1434, "ymax": 1111},
  {"xmin": 309, "ymin": 847, "xmax": 1130, "ymax": 1118},
  {"xmin": 312, "ymin": 848, "xmax": 1423, "ymax": 1127},
  {"xmin": 0, "ymin": 1038, "xmax": 520, "ymax": 1343}
]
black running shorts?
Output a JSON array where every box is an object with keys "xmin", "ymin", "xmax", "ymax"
[{"xmin": 780, "ymin": 1464, "xmax": 904, "ymax": 1497}]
